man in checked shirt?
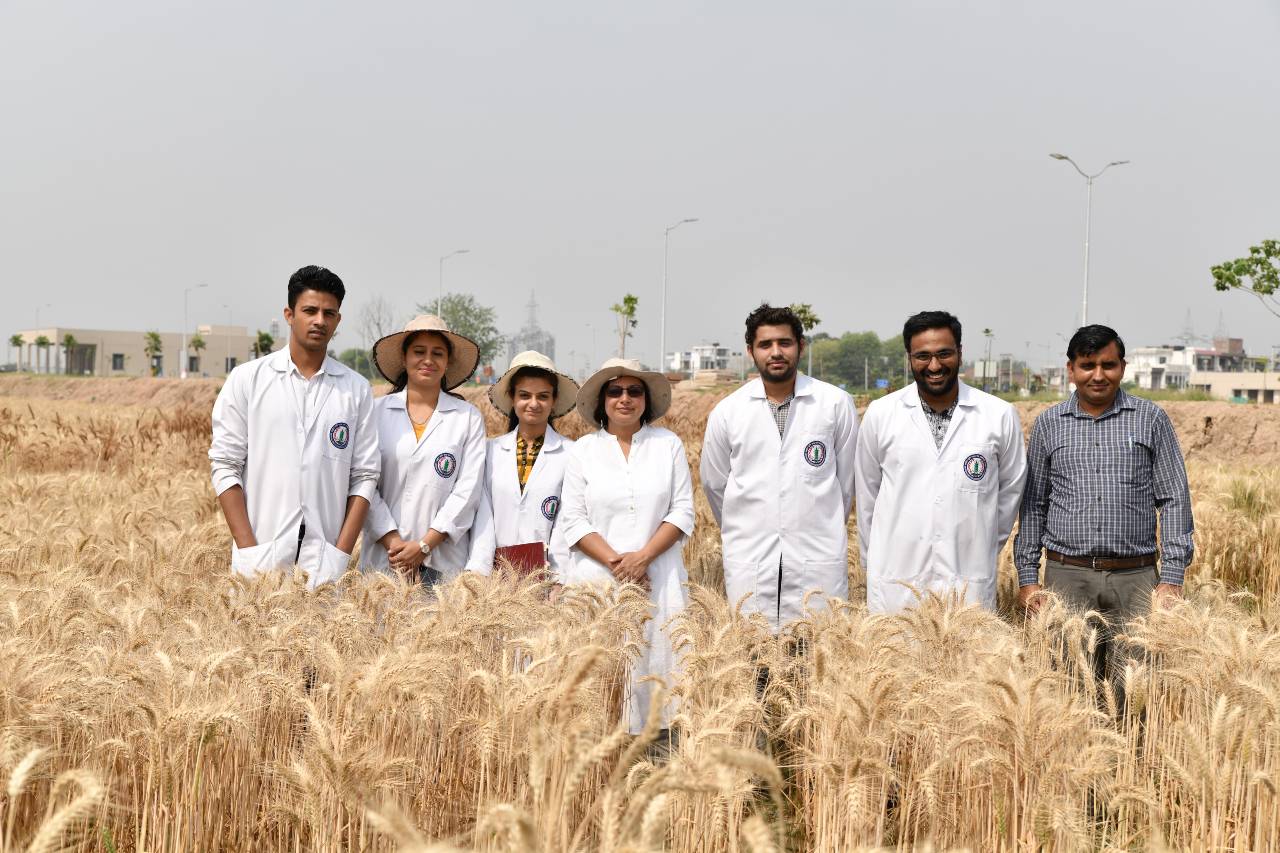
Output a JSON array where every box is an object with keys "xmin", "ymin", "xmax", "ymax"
[{"xmin": 1015, "ymin": 325, "xmax": 1193, "ymax": 680}]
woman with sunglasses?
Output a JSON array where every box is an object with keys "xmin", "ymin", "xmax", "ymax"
[
  {"xmin": 362, "ymin": 315, "xmax": 486, "ymax": 583},
  {"xmin": 559, "ymin": 358, "xmax": 694, "ymax": 736}
]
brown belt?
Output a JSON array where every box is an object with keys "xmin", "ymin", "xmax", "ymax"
[{"xmin": 1046, "ymin": 550, "xmax": 1157, "ymax": 571}]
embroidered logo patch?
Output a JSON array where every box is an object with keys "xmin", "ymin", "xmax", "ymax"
[
  {"xmin": 434, "ymin": 452, "xmax": 457, "ymax": 478},
  {"xmin": 541, "ymin": 495, "xmax": 560, "ymax": 521},
  {"xmin": 804, "ymin": 440, "xmax": 827, "ymax": 467},
  {"xmin": 963, "ymin": 453, "xmax": 988, "ymax": 481},
  {"xmin": 328, "ymin": 422, "xmax": 350, "ymax": 450}
]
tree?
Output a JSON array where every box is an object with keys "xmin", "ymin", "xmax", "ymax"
[
  {"xmin": 337, "ymin": 348, "xmax": 375, "ymax": 379},
  {"xmin": 790, "ymin": 303, "xmax": 821, "ymax": 375},
  {"xmin": 253, "ymin": 331, "xmax": 275, "ymax": 359},
  {"xmin": 143, "ymin": 331, "xmax": 163, "ymax": 377},
  {"xmin": 359, "ymin": 294, "xmax": 396, "ymax": 350},
  {"xmin": 611, "ymin": 293, "xmax": 639, "ymax": 358},
  {"xmin": 415, "ymin": 293, "xmax": 504, "ymax": 367},
  {"xmin": 34, "ymin": 336, "xmax": 51, "ymax": 374},
  {"xmin": 189, "ymin": 333, "xmax": 206, "ymax": 375},
  {"xmin": 61, "ymin": 333, "xmax": 77, "ymax": 375},
  {"xmin": 1211, "ymin": 239, "xmax": 1280, "ymax": 319},
  {"xmin": 8, "ymin": 334, "xmax": 22, "ymax": 372}
]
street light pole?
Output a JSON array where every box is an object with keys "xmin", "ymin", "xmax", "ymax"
[
  {"xmin": 1049, "ymin": 154, "xmax": 1129, "ymax": 327},
  {"xmin": 181, "ymin": 283, "xmax": 208, "ymax": 379},
  {"xmin": 982, "ymin": 328, "xmax": 994, "ymax": 393},
  {"xmin": 437, "ymin": 249, "xmax": 470, "ymax": 317},
  {"xmin": 661, "ymin": 218, "xmax": 698, "ymax": 373}
]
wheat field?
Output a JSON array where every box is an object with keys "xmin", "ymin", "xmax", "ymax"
[{"xmin": 0, "ymin": 391, "xmax": 1277, "ymax": 852}]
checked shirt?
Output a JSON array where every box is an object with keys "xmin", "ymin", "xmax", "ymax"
[{"xmin": 1013, "ymin": 389, "xmax": 1194, "ymax": 586}]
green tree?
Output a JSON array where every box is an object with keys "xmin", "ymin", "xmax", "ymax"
[
  {"xmin": 143, "ymin": 331, "xmax": 163, "ymax": 377},
  {"xmin": 34, "ymin": 336, "xmax": 51, "ymax": 374},
  {"xmin": 8, "ymin": 334, "xmax": 23, "ymax": 372},
  {"xmin": 337, "ymin": 347, "xmax": 375, "ymax": 379},
  {"xmin": 253, "ymin": 331, "xmax": 275, "ymax": 359},
  {"xmin": 61, "ymin": 333, "xmax": 77, "ymax": 375},
  {"xmin": 1211, "ymin": 239, "xmax": 1280, "ymax": 318},
  {"xmin": 610, "ymin": 293, "xmax": 639, "ymax": 358},
  {"xmin": 789, "ymin": 303, "xmax": 820, "ymax": 375},
  {"xmin": 416, "ymin": 292, "xmax": 504, "ymax": 368},
  {"xmin": 189, "ymin": 333, "xmax": 206, "ymax": 375}
]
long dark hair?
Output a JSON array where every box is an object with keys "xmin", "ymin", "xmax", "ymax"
[
  {"xmin": 505, "ymin": 366, "xmax": 560, "ymax": 431},
  {"xmin": 593, "ymin": 376, "xmax": 654, "ymax": 428},
  {"xmin": 391, "ymin": 330, "xmax": 453, "ymax": 393}
]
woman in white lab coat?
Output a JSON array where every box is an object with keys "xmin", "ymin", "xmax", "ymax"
[
  {"xmin": 361, "ymin": 315, "xmax": 486, "ymax": 584},
  {"xmin": 559, "ymin": 358, "xmax": 695, "ymax": 735},
  {"xmin": 466, "ymin": 350, "xmax": 579, "ymax": 578}
]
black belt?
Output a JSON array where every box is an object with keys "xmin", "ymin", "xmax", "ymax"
[{"xmin": 1046, "ymin": 550, "xmax": 1156, "ymax": 571}]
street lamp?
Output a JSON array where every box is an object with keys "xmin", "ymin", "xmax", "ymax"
[
  {"xmin": 438, "ymin": 249, "xmax": 470, "ymax": 317},
  {"xmin": 660, "ymin": 218, "xmax": 698, "ymax": 374},
  {"xmin": 982, "ymin": 328, "xmax": 994, "ymax": 392},
  {"xmin": 181, "ymin": 283, "xmax": 208, "ymax": 379},
  {"xmin": 1049, "ymin": 153, "xmax": 1129, "ymax": 327}
]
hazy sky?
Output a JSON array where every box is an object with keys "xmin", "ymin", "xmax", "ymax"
[{"xmin": 4, "ymin": 1, "xmax": 1279, "ymax": 375}]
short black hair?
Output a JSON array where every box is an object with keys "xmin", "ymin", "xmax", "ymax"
[
  {"xmin": 745, "ymin": 303, "xmax": 805, "ymax": 349},
  {"xmin": 390, "ymin": 330, "xmax": 453, "ymax": 393},
  {"xmin": 505, "ymin": 365, "xmax": 560, "ymax": 431},
  {"xmin": 593, "ymin": 377, "xmax": 654, "ymax": 428},
  {"xmin": 1067, "ymin": 325, "xmax": 1125, "ymax": 361},
  {"xmin": 288, "ymin": 265, "xmax": 346, "ymax": 309},
  {"xmin": 902, "ymin": 310, "xmax": 963, "ymax": 351}
]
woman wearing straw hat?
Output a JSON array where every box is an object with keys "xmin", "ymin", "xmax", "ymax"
[
  {"xmin": 361, "ymin": 315, "xmax": 487, "ymax": 583},
  {"xmin": 466, "ymin": 351, "xmax": 580, "ymax": 578},
  {"xmin": 558, "ymin": 358, "xmax": 694, "ymax": 735}
]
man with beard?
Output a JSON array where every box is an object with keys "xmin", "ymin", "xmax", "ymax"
[
  {"xmin": 701, "ymin": 303, "xmax": 859, "ymax": 632},
  {"xmin": 854, "ymin": 310, "xmax": 1027, "ymax": 613}
]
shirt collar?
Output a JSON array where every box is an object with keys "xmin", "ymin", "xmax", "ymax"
[
  {"xmin": 747, "ymin": 373, "xmax": 813, "ymax": 400},
  {"xmin": 1064, "ymin": 387, "xmax": 1135, "ymax": 419},
  {"xmin": 266, "ymin": 347, "xmax": 346, "ymax": 377},
  {"xmin": 902, "ymin": 379, "xmax": 974, "ymax": 409},
  {"xmin": 499, "ymin": 424, "xmax": 564, "ymax": 452}
]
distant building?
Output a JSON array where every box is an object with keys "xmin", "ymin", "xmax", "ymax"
[
  {"xmin": 666, "ymin": 342, "xmax": 743, "ymax": 377},
  {"xmin": 11, "ymin": 324, "xmax": 265, "ymax": 378},
  {"xmin": 506, "ymin": 292, "xmax": 555, "ymax": 367},
  {"xmin": 1126, "ymin": 338, "xmax": 1278, "ymax": 403}
]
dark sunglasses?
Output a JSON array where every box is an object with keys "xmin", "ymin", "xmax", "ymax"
[{"xmin": 605, "ymin": 384, "xmax": 646, "ymax": 399}]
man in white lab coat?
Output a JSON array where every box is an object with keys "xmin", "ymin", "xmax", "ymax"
[
  {"xmin": 209, "ymin": 265, "xmax": 380, "ymax": 588},
  {"xmin": 701, "ymin": 303, "xmax": 859, "ymax": 632},
  {"xmin": 855, "ymin": 310, "xmax": 1027, "ymax": 614}
]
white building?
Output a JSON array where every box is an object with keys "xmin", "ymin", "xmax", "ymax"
[
  {"xmin": 666, "ymin": 342, "xmax": 741, "ymax": 376},
  {"xmin": 11, "ymin": 324, "xmax": 267, "ymax": 378},
  {"xmin": 1126, "ymin": 346, "xmax": 1196, "ymax": 390}
]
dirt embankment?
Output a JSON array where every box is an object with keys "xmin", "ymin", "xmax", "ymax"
[{"xmin": 2, "ymin": 377, "xmax": 1276, "ymax": 466}]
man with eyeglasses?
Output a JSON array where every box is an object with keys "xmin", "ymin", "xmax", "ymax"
[
  {"xmin": 854, "ymin": 310, "xmax": 1027, "ymax": 613},
  {"xmin": 701, "ymin": 303, "xmax": 859, "ymax": 633}
]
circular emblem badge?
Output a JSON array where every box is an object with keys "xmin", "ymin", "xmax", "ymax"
[
  {"xmin": 963, "ymin": 453, "xmax": 988, "ymax": 481},
  {"xmin": 328, "ymin": 422, "xmax": 350, "ymax": 450},
  {"xmin": 541, "ymin": 495, "xmax": 560, "ymax": 521},
  {"xmin": 804, "ymin": 440, "xmax": 828, "ymax": 467},
  {"xmin": 434, "ymin": 452, "xmax": 457, "ymax": 478}
]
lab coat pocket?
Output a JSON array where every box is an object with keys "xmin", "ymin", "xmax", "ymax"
[
  {"xmin": 956, "ymin": 443, "xmax": 998, "ymax": 494},
  {"xmin": 321, "ymin": 416, "xmax": 355, "ymax": 463},
  {"xmin": 722, "ymin": 559, "xmax": 759, "ymax": 616},
  {"xmin": 313, "ymin": 541, "xmax": 353, "ymax": 586},
  {"xmin": 231, "ymin": 539, "xmax": 285, "ymax": 577}
]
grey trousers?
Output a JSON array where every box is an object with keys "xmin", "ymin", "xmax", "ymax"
[{"xmin": 1044, "ymin": 558, "xmax": 1157, "ymax": 696}]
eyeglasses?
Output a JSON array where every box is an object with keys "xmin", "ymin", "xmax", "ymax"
[
  {"xmin": 909, "ymin": 349, "xmax": 958, "ymax": 365},
  {"xmin": 605, "ymin": 384, "xmax": 646, "ymax": 399}
]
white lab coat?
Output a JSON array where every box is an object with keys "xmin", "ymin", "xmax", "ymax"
[
  {"xmin": 700, "ymin": 374, "xmax": 859, "ymax": 631},
  {"xmin": 464, "ymin": 426, "xmax": 574, "ymax": 578},
  {"xmin": 361, "ymin": 390, "xmax": 487, "ymax": 580},
  {"xmin": 855, "ymin": 381, "xmax": 1028, "ymax": 614},
  {"xmin": 209, "ymin": 349, "xmax": 380, "ymax": 587},
  {"xmin": 559, "ymin": 425, "xmax": 696, "ymax": 734}
]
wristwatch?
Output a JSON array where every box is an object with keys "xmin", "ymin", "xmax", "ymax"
[{"xmin": 418, "ymin": 538, "xmax": 431, "ymax": 555}]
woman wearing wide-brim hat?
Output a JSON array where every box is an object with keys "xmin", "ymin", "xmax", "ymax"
[
  {"xmin": 557, "ymin": 358, "xmax": 693, "ymax": 735},
  {"xmin": 360, "ymin": 315, "xmax": 487, "ymax": 585},
  {"xmin": 464, "ymin": 350, "xmax": 580, "ymax": 579}
]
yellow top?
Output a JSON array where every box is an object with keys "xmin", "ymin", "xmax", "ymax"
[
  {"xmin": 516, "ymin": 433, "xmax": 544, "ymax": 493},
  {"xmin": 412, "ymin": 420, "xmax": 425, "ymax": 441}
]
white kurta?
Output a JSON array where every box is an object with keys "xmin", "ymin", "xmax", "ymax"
[
  {"xmin": 209, "ymin": 349, "xmax": 380, "ymax": 587},
  {"xmin": 855, "ymin": 381, "xmax": 1028, "ymax": 614},
  {"xmin": 700, "ymin": 374, "xmax": 859, "ymax": 631},
  {"xmin": 558, "ymin": 425, "xmax": 696, "ymax": 734},
  {"xmin": 465, "ymin": 426, "xmax": 574, "ymax": 578},
  {"xmin": 361, "ymin": 390, "xmax": 487, "ymax": 581}
]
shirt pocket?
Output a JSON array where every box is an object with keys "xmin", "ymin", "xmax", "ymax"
[
  {"xmin": 1115, "ymin": 437, "xmax": 1154, "ymax": 490},
  {"xmin": 320, "ymin": 411, "xmax": 355, "ymax": 463},
  {"xmin": 423, "ymin": 442, "xmax": 463, "ymax": 491},
  {"xmin": 956, "ymin": 442, "xmax": 999, "ymax": 493}
]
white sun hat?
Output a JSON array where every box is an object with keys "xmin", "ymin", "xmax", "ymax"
[
  {"xmin": 575, "ymin": 357, "xmax": 673, "ymax": 425},
  {"xmin": 371, "ymin": 315, "xmax": 480, "ymax": 390},
  {"xmin": 488, "ymin": 350, "xmax": 580, "ymax": 419}
]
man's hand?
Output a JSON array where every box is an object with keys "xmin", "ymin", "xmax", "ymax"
[
  {"xmin": 1152, "ymin": 582, "xmax": 1183, "ymax": 610},
  {"xmin": 1018, "ymin": 583, "xmax": 1045, "ymax": 614}
]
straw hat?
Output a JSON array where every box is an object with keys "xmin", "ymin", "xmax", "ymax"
[
  {"xmin": 371, "ymin": 315, "xmax": 480, "ymax": 390},
  {"xmin": 576, "ymin": 357, "xmax": 673, "ymax": 425},
  {"xmin": 488, "ymin": 350, "xmax": 580, "ymax": 419}
]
